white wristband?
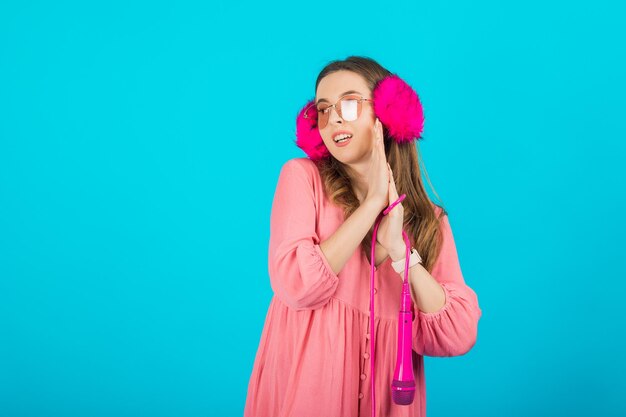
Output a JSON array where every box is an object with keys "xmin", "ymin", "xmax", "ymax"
[{"xmin": 391, "ymin": 248, "xmax": 422, "ymax": 273}]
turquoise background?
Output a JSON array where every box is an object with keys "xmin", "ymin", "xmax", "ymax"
[{"xmin": 1, "ymin": 1, "xmax": 625, "ymax": 416}]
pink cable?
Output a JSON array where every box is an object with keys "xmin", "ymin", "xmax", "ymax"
[{"xmin": 369, "ymin": 193, "xmax": 414, "ymax": 417}]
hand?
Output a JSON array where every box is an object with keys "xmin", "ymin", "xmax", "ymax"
[
  {"xmin": 375, "ymin": 165, "xmax": 408, "ymax": 261},
  {"xmin": 364, "ymin": 118, "xmax": 390, "ymax": 212}
]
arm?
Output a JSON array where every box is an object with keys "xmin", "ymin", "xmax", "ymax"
[
  {"xmin": 268, "ymin": 160, "xmax": 381, "ymax": 310},
  {"xmin": 389, "ymin": 241, "xmax": 448, "ymax": 314},
  {"xmin": 393, "ymin": 214, "xmax": 482, "ymax": 356},
  {"xmin": 320, "ymin": 197, "xmax": 382, "ymax": 275}
]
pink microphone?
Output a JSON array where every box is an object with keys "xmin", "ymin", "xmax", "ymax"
[
  {"xmin": 390, "ymin": 231, "xmax": 416, "ymax": 405},
  {"xmin": 370, "ymin": 194, "xmax": 415, "ymax": 417}
]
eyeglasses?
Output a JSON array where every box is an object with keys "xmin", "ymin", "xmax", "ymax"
[{"xmin": 303, "ymin": 95, "xmax": 372, "ymax": 129}]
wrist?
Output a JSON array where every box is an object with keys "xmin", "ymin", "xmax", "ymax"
[
  {"xmin": 389, "ymin": 242, "xmax": 408, "ymax": 261},
  {"xmin": 362, "ymin": 197, "xmax": 385, "ymax": 217},
  {"xmin": 391, "ymin": 247, "xmax": 422, "ymax": 274}
]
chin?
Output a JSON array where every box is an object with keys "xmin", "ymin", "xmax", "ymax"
[{"xmin": 336, "ymin": 150, "xmax": 370, "ymax": 166}]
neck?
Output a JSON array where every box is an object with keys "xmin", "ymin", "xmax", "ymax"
[{"xmin": 345, "ymin": 161, "xmax": 369, "ymax": 203}]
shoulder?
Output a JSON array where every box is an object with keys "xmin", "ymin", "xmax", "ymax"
[
  {"xmin": 430, "ymin": 202, "xmax": 451, "ymax": 232},
  {"xmin": 430, "ymin": 202, "xmax": 447, "ymax": 219},
  {"xmin": 279, "ymin": 157, "xmax": 320, "ymax": 184},
  {"xmin": 281, "ymin": 157, "xmax": 317, "ymax": 174},
  {"xmin": 274, "ymin": 158, "xmax": 325, "ymax": 209}
]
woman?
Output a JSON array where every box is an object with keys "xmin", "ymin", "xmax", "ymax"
[{"xmin": 244, "ymin": 56, "xmax": 482, "ymax": 417}]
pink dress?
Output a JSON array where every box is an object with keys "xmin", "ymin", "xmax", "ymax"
[{"xmin": 244, "ymin": 158, "xmax": 482, "ymax": 417}]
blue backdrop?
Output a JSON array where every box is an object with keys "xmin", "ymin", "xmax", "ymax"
[{"xmin": 1, "ymin": 1, "xmax": 625, "ymax": 416}]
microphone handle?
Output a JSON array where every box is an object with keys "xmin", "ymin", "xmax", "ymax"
[{"xmin": 391, "ymin": 309, "xmax": 416, "ymax": 405}]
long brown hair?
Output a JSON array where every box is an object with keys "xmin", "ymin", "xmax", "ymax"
[{"xmin": 312, "ymin": 56, "xmax": 447, "ymax": 273}]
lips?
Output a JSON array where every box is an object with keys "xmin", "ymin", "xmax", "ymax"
[
  {"xmin": 334, "ymin": 136, "xmax": 352, "ymax": 147},
  {"xmin": 332, "ymin": 130, "xmax": 354, "ymax": 140}
]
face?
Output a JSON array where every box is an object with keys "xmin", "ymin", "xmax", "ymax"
[{"xmin": 315, "ymin": 70, "xmax": 377, "ymax": 164}]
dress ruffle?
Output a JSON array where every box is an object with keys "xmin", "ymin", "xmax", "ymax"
[{"xmin": 245, "ymin": 296, "xmax": 427, "ymax": 417}]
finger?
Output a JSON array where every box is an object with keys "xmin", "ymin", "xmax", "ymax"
[
  {"xmin": 387, "ymin": 166, "xmax": 393, "ymax": 205},
  {"xmin": 374, "ymin": 118, "xmax": 380, "ymax": 141},
  {"xmin": 379, "ymin": 132, "xmax": 386, "ymax": 166},
  {"xmin": 372, "ymin": 132, "xmax": 380, "ymax": 158},
  {"xmin": 377, "ymin": 137, "xmax": 385, "ymax": 166},
  {"xmin": 389, "ymin": 167, "xmax": 399, "ymax": 200}
]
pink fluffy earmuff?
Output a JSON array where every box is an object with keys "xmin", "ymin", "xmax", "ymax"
[{"xmin": 294, "ymin": 74, "xmax": 425, "ymax": 160}]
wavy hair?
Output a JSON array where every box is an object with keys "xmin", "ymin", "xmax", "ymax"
[{"xmin": 312, "ymin": 56, "xmax": 447, "ymax": 272}]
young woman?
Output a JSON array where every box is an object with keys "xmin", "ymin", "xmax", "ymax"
[{"xmin": 244, "ymin": 56, "xmax": 482, "ymax": 417}]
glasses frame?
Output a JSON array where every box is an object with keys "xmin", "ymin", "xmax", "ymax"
[{"xmin": 303, "ymin": 95, "xmax": 372, "ymax": 129}]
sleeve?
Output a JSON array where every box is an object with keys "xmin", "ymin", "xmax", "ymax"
[
  {"xmin": 411, "ymin": 213, "xmax": 483, "ymax": 357},
  {"xmin": 267, "ymin": 159, "xmax": 340, "ymax": 311}
]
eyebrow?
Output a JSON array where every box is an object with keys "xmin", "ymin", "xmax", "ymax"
[{"xmin": 316, "ymin": 90, "xmax": 362, "ymax": 105}]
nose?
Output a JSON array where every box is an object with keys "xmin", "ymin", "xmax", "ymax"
[{"xmin": 328, "ymin": 105, "xmax": 343, "ymax": 125}]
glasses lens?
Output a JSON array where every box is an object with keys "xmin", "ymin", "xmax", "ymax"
[
  {"xmin": 317, "ymin": 106, "xmax": 329, "ymax": 129},
  {"xmin": 340, "ymin": 97, "xmax": 359, "ymax": 121}
]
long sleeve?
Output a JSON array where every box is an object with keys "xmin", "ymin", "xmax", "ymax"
[
  {"xmin": 412, "ymin": 213, "xmax": 482, "ymax": 357},
  {"xmin": 268, "ymin": 159, "xmax": 340, "ymax": 311}
]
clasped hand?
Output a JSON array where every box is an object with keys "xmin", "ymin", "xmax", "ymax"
[{"xmin": 367, "ymin": 118, "xmax": 407, "ymax": 262}]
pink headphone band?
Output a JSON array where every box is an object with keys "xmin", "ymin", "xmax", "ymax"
[{"xmin": 294, "ymin": 74, "xmax": 425, "ymax": 160}]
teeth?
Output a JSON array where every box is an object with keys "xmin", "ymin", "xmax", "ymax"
[{"xmin": 334, "ymin": 134, "xmax": 353, "ymax": 142}]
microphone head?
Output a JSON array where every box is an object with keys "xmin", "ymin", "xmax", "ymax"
[{"xmin": 391, "ymin": 379, "xmax": 416, "ymax": 405}]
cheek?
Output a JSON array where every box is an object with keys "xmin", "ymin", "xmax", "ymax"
[
  {"xmin": 321, "ymin": 131, "xmax": 341, "ymax": 150},
  {"xmin": 319, "ymin": 129, "xmax": 332, "ymax": 145},
  {"xmin": 357, "ymin": 110, "xmax": 376, "ymax": 136},
  {"xmin": 355, "ymin": 121, "xmax": 375, "ymax": 143}
]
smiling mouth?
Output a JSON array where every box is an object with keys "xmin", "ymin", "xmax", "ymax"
[{"xmin": 334, "ymin": 134, "xmax": 353, "ymax": 143}]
